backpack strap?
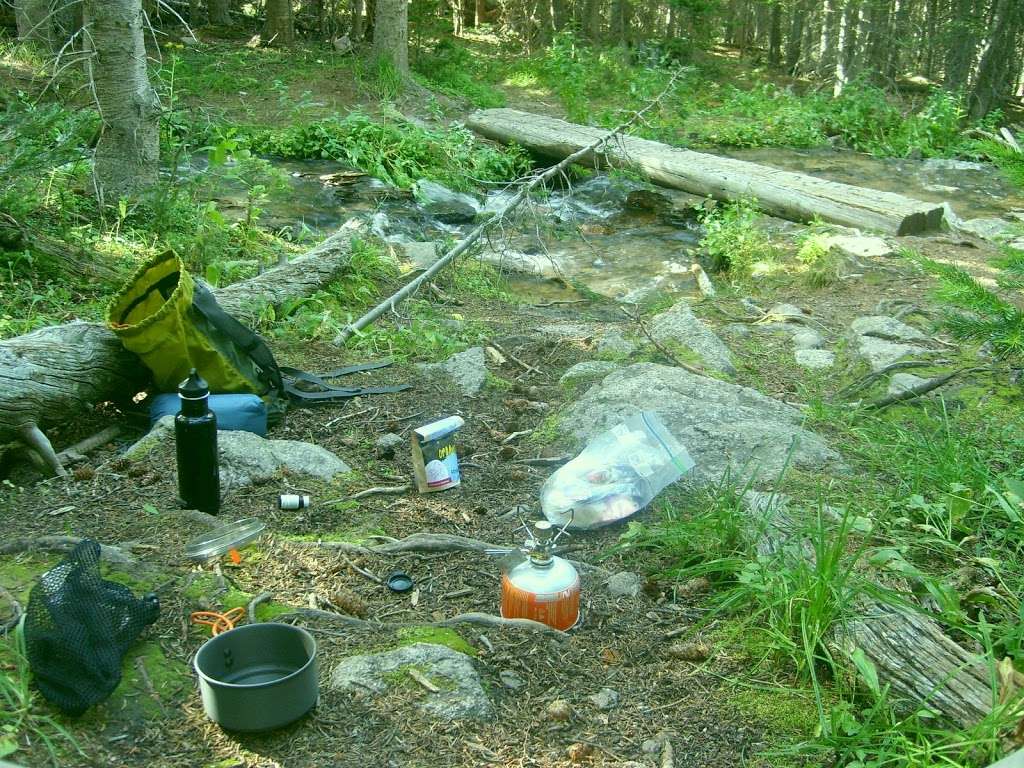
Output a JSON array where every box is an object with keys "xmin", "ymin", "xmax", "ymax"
[
  {"xmin": 279, "ymin": 361, "xmax": 411, "ymax": 403},
  {"xmin": 191, "ymin": 281, "xmax": 285, "ymax": 396}
]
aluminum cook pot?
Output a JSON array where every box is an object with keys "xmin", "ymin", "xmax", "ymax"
[{"xmin": 194, "ymin": 623, "xmax": 318, "ymax": 732}]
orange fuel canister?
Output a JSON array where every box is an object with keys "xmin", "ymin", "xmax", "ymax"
[{"xmin": 499, "ymin": 521, "xmax": 580, "ymax": 631}]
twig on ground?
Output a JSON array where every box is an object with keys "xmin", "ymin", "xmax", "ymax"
[
  {"xmin": 349, "ymin": 484, "xmax": 411, "ymax": 501},
  {"xmin": 407, "ymin": 667, "xmax": 441, "ymax": 693},
  {"xmin": 512, "ymin": 455, "xmax": 570, "ymax": 466},
  {"xmin": 532, "ymin": 299, "xmax": 587, "ymax": 307},
  {"xmin": 491, "ymin": 341, "xmax": 542, "ymax": 375},
  {"xmin": 295, "ymin": 532, "xmax": 506, "ymax": 556},
  {"xmin": 56, "ymin": 425, "xmax": 123, "ymax": 465},
  {"xmin": 339, "ymin": 553, "xmax": 385, "ymax": 585},
  {"xmin": 275, "ymin": 608, "xmax": 566, "ymax": 636},
  {"xmin": 501, "ymin": 430, "xmax": 532, "ymax": 444},
  {"xmin": 247, "ymin": 591, "xmax": 273, "ymax": 625},
  {"xmin": 836, "ymin": 359, "xmax": 945, "ymax": 400}
]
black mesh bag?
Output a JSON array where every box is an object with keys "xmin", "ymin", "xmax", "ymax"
[{"xmin": 23, "ymin": 539, "xmax": 160, "ymax": 715}]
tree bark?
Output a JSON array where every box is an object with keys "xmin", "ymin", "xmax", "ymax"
[
  {"xmin": 474, "ymin": 0, "xmax": 485, "ymax": 25},
  {"xmin": 610, "ymin": 0, "xmax": 631, "ymax": 45},
  {"xmin": 0, "ymin": 225, "xmax": 364, "ymax": 472},
  {"xmin": 372, "ymin": 0, "xmax": 407, "ymax": 72},
  {"xmin": 467, "ymin": 108, "xmax": 946, "ymax": 235},
  {"xmin": 834, "ymin": 0, "xmax": 859, "ymax": 95},
  {"xmin": 207, "ymin": 0, "xmax": 230, "ymax": 24},
  {"xmin": 350, "ymin": 0, "xmax": 364, "ymax": 39},
  {"xmin": 82, "ymin": 0, "xmax": 160, "ymax": 203},
  {"xmin": 451, "ymin": 0, "xmax": 463, "ymax": 35},
  {"xmin": 785, "ymin": 0, "xmax": 808, "ymax": 74},
  {"xmin": 969, "ymin": 0, "xmax": 1023, "ymax": 119},
  {"xmin": 768, "ymin": 2, "xmax": 782, "ymax": 66},
  {"xmin": 263, "ymin": 0, "xmax": 295, "ymax": 43},
  {"xmin": 817, "ymin": 0, "xmax": 837, "ymax": 77},
  {"xmin": 582, "ymin": 0, "xmax": 600, "ymax": 40}
]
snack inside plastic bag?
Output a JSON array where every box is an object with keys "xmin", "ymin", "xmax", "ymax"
[{"xmin": 541, "ymin": 411, "xmax": 694, "ymax": 530}]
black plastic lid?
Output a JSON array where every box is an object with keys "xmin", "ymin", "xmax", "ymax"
[
  {"xmin": 178, "ymin": 368, "xmax": 209, "ymax": 400},
  {"xmin": 386, "ymin": 570, "xmax": 414, "ymax": 593}
]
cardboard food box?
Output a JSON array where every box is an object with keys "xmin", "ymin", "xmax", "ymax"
[{"xmin": 411, "ymin": 416, "xmax": 465, "ymax": 493}]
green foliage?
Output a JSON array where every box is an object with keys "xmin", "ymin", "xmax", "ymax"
[
  {"xmin": 700, "ymin": 198, "xmax": 775, "ymax": 276},
  {"xmin": 796, "ymin": 232, "xmax": 844, "ymax": 287},
  {"xmin": 907, "ymin": 250, "xmax": 1024, "ymax": 360},
  {"xmin": 246, "ymin": 111, "xmax": 529, "ymax": 191},
  {"xmin": 395, "ymin": 626, "xmax": 477, "ymax": 656},
  {"xmin": 413, "ymin": 40, "xmax": 506, "ymax": 108},
  {"xmin": 0, "ymin": 626, "xmax": 82, "ymax": 765}
]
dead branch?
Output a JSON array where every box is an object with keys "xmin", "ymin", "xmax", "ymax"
[
  {"xmin": 490, "ymin": 341, "xmax": 542, "ymax": 375},
  {"xmin": 333, "ymin": 69, "xmax": 687, "ymax": 346},
  {"xmin": 339, "ymin": 553, "xmax": 385, "ymax": 585},
  {"xmin": 56, "ymin": 425, "xmax": 123, "ymax": 465},
  {"xmin": 0, "ymin": 535, "xmax": 134, "ymax": 564},
  {"xmin": 836, "ymin": 359, "xmax": 943, "ymax": 400},
  {"xmin": 512, "ymin": 455, "xmax": 570, "ymax": 467},
  {"xmin": 866, "ymin": 367, "xmax": 985, "ymax": 410},
  {"xmin": 348, "ymin": 484, "xmax": 411, "ymax": 501},
  {"xmin": 621, "ymin": 305, "xmax": 706, "ymax": 376},
  {"xmin": 407, "ymin": 667, "xmax": 440, "ymax": 692},
  {"xmin": 295, "ymin": 532, "xmax": 506, "ymax": 556},
  {"xmin": 275, "ymin": 607, "xmax": 566, "ymax": 636}
]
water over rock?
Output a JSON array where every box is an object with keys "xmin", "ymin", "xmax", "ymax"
[
  {"xmin": 555, "ymin": 363, "xmax": 839, "ymax": 485},
  {"xmin": 413, "ymin": 180, "xmax": 480, "ymax": 224},
  {"xmin": 330, "ymin": 643, "xmax": 492, "ymax": 722}
]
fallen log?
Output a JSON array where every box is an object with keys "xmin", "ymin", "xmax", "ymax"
[
  {"xmin": 0, "ymin": 221, "xmax": 363, "ymax": 475},
  {"xmin": 467, "ymin": 109, "xmax": 946, "ymax": 236},
  {"xmin": 745, "ymin": 492, "xmax": 998, "ymax": 728}
]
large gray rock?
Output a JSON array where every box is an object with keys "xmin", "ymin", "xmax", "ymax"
[
  {"xmin": 477, "ymin": 248, "xmax": 566, "ymax": 277},
  {"xmin": 218, "ymin": 430, "xmax": 351, "ymax": 490},
  {"xmin": 418, "ymin": 346, "xmax": 487, "ymax": 395},
  {"xmin": 413, "ymin": 180, "xmax": 480, "ymax": 224},
  {"xmin": 649, "ymin": 301, "xmax": 735, "ymax": 374},
  {"xmin": 330, "ymin": 643, "xmax": 492, "ymax": 721},
  {"xmin": 791, "ymin": 330, "xmax": 825, "ymax": 350},
  {"xmin": 556, "ymin": 363, "xmax": 839, "ymax": 485},
  {"xmin": 560, "ymin": 361, "xmax": 622, "ymax": 387},
  {"xmin": 126, "ymin": 417, "xmax": 351, "ymax": 491},
  {"xmin": 959, "ymin": 217, "xmax": 1014, "ymax": 242},
  {"xmin": 857, "ymin": 337, "xmax": 928, "ymax": 371},
  {"xmin": 888, "ymin": 372, "xmax": 928, "ymax": 397},
  {"xmin": 851, "ymin": 316, "xmax": 928, "ymax": 342},
  {"xmin": 594, "ymin": 328, "xmax": 637, "ymax": 358},
  {"xmin": 823, "ymin": 234, "xmax": 893, "ymax": 259}
]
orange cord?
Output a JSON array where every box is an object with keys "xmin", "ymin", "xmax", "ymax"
[{"xmin": 190, "ymin": 607, "xmax": 245, "ymax": 636}]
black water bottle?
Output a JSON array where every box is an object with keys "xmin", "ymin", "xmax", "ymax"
[{"xmin": 175, "ymin": 369, "xmax": 220, "ymax": 513}]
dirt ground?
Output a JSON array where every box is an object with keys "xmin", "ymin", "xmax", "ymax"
[{"xmin": 1, "ymin": 217, "xmax": 1015, "ymax": 768}]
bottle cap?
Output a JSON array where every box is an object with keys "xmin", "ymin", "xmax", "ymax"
[{"xmin": 178, "ymin": 368, "xmax": 209, "ymax": 400}]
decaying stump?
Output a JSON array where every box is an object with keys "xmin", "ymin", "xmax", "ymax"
[{"xmin": 0, "ymin": 221, "xmax": 362, "ymax": 476}]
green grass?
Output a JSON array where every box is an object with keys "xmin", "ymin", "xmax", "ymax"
[{"xmin": 395, "ymin": 626, "xmax": 477, "ymax": 656}]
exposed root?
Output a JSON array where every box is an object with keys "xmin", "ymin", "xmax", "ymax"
[
  {"xmin": 275, "ymin": 607, "xmax": 566, "ymax": 637},
  {"xmin": 294, "ymin": 532, "xmax": 506, "ymax": 556},
  {"xmin": 247, "ymin": 591, "xmax": 273, "ymax": 625},
  {"xmin": 866, "ymin": 367, "xmax": 985, "ymax": 410}
]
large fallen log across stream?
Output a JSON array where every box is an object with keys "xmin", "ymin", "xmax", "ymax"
[
  {"xmin": 466, "ymin": 109, "xmax": 947, "ymax": 236},
  {"xmin": 0, "ymin": 220, "xmax": 363, "ymax": 476}
]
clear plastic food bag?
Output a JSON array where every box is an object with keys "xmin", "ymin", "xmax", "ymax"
[{"xmin": 541, "ymin": 412, "xmax": 694, "ymax": 530}]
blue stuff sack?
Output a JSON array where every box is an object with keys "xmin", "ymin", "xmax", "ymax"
[{"xmin": 149, "ymin": 393, "xmax": 268, "ymax": 436}]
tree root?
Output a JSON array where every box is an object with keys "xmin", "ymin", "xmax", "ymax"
[
  {"xmin": 866, "ymin": 367, "xmax": 985, "ymax": 410},
  {"xmin": 293, "ymin": 532, "xmax": 506, "ymax": 556},
  {"xmin": 274, "ymin": 607, "xmax": 566, "ymax": 637},
  {"xmin": 0, "ymin": 535, "xmax": 135, "ymax": 564},
  {"xmin": 20, "ymin": 422, "xmax": 67, "ymax": 478},
  {"xmin": 247, "ymin": 591, "xmax": 273, "ymax": 625}
]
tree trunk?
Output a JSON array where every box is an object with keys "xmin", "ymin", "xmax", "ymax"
[
  {"xmin": 785, "ymin": 0, "xmax": 807, "ymax": 74},
  {"xmin": 817, "ymin": 0, "xmax": 837, "ymax": 77},
  {"xmin": 768, "ymin": 2, "xmax": 782, "ymax": 66},
  {"xmin": 610, "ymin": 0, "xmax": 630, "ymax": 45},
  {"xmin": 452, "ymin": 0, "xmax": 463, "ymax": 35},
  {"xmin": 834, "ymin": 0, "xmax": 859, "ymax": 95},
  {"xmin": 82, "ymin": 0, "xmax": 160, "ymax": 203},
  {"xmin": 583, "ymin": 0, "xmax": 600, "ymax": 40},
  {"xmin": 0, "ymin": 225, "xmax": 364, "ymax": 473},
  {"xmin": 208, "ymin": 0, "xmax": 231, "ymax": 24},
  {"xmin": 263, "ymin": 0, "xmax": 294, "ymax": 43},
  {"xmin": 886, "ymin": 0, "xmax": 910, "ymax": 82},
  {"xmin": 474, "ymin": 0, "xmax": 485, "ymax": 25},
  {"xmin": 969, "ymin": 0, "xmax": 1023, "ymax": 119},
  {"xmin": 351, "ymin": 0, "xmax": 364, "ymax": 39},
  {"xmin": 467, "ymin": 108, "xmax": 946, "ymax": 235},
  {"xmin": 533, "ymin": 0, "xmax": 553, "ymax": 45},
  {"xmin": 372, "ymin": 0, "xmax": 407, "ymax": 73},
  {"xmin": 16, "ymin": 0, "xmax": 54, "ymax": 46}
]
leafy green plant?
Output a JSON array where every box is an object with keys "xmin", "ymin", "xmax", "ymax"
[{"xmin": 700, "ymin": 198, "xmax": 776, "ymax": 276}]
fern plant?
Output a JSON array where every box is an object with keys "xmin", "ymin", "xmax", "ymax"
[{"xmin": 909, "ymin": 250, "xmax": 1024, "ymax": 359}]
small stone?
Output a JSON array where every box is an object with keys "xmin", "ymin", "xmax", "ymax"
[
  {"xmin": 589, "ymin": 687, "xmax": 620, "ymax": 710},
  {"xmin": 887, "ymin": 372, "xmax": 928, "ymax": 397},
  {"xmin": 725, "ymin": 323, "xmax": 752, "ymax": 337},
  {"xmin": 791, "ymin": 330, "xmax": 824, "ymax": 350},
  {"xmin": 605, "ymin": 571, "xmax": 643, "ymax": 598},
  {"xmin": 766, "ymin": 303, "xmax": 806, "ymax": 321},
  {"xmin": 824, "ymin": 234, "xmax": 893, "ymax": 259},
  {"xmin": 795, "ymin": 349, "xmax": 835, "ymax": 369},
  {"xmin": 374, "ymin": 432, "xmax": 404, "ymax": 458},
  {"xmin": 668, "ymin": 641, "xmax": 711, "ymax": 661},
  {"xmin": 499, "ymin": 670, "xmax": 525, "ymax": 690},
  {"xmin": 857, "ymin": 337, "xmax": 928, "ymax": 372},
  {"xmin": 546, "ymin": 699, "xmax": 573, "ymax": 722},
  {"xmin": 559, "ymin": 361, "xmax": 622, "ymax": 387},
  {"xmin": 417, "ymin": 346, "xmax": 487, "ymax": 396},
  {"xmin": 851, "ymin": 315, "xmax": 928, "ymax": 342}
]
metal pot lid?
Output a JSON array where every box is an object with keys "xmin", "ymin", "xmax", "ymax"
[{"xmin": 186, "ymin": 517, "xmax": 266, "ymax": 562}]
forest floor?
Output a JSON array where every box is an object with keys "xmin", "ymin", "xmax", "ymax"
[{"xmin": 3, "ymin": 29, "xmax": 1024, "ymax": 768}]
